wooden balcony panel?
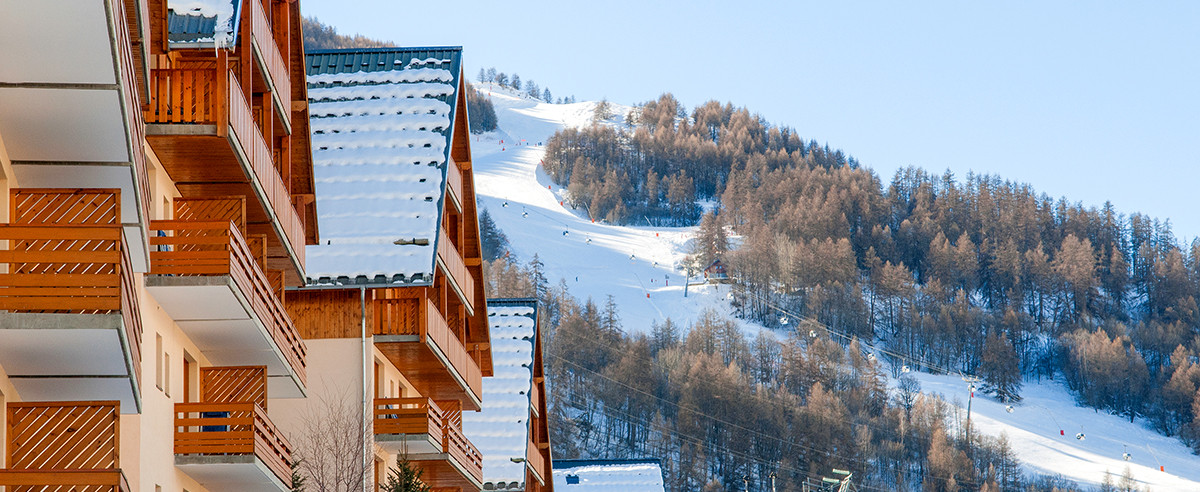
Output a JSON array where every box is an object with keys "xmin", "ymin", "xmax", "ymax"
[
  {"xmin": 145, "ymin": 68, "xmax": 306, "ymax": 279},
  {"xmin": 373, "ymin": 397, "xmax": 445, "ymax": 456},
  {"xmin": 149, "ymin": 220, "xmax": 307, "ymax": 390},
  {"xmin": 249, "ymin": 0, "xmax": 291, "ymax": 131},
  {"xmin": 0, "ymin": 401, "xmax": 129, "ymax": 491},
  {"xmin": 0, "ymin": 225, "xmax": 142, "ymax": 393},
  {"xmin": 373, "ymin": 297, "xmax": 483, "ymax": 410},
  {"xmin": 437, "ymin": 226, "xmax": 476, "ymax": 314},
  {"xmin": 446, "ymin": 158, "xmax": 463, "ymax": 212},
  {"xmin": 391, "ymin": 399, "xmax": 483, "ymax": 491},
  {"xmin": 175, "ymin": 402, "xmax": 293, "ymax": 488},
  {"xmin": 0, "ymin": 470, "xmax": 130, "ymax": 491},
  {"xmin": 526, "ymin": 438, "xmax": 546, "ymax": 486}
]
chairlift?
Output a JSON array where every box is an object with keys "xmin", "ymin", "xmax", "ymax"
[
  {"xmin": 502, "ymin": 201, "xmax": 509, "ymax": 207},
  {"xmin": 867, "ymin": 353, "xmax": 876, "ymax": 361},
  {"xmin": 901, "ymin": 365, "xmax": 911, "ymax": 373},
  {"xmin": 586, "ymin": 237, "xmax": 592, "ymax": 244},
  {"xmin": 1005, "ymin": 405, "xmax": 1014, "ymax": 414},
  {"xmin": 1123, "ymin": 445, "xmax": 1131, "ymax": 461},
  {"xmin": 808, "ymin": 329, "xmax": 817, "ymax": 338},
  {"xmin": 630, "ymin": 254, "xmax": 636, "ymax": 260},
  {"xmin": 1076, "ymin": 432, "xmax": 1085, "ymax": 441},
  {"xmin": 562, "ymin": 230, "xmax": 569, "ymax": 236},
  {"xmin": 780, "ymin": 316, "xmax": 789, "ymax": 325},
  {"xmin": 522, "ymin": 211, "xmax": 529, "ymax": 218}
]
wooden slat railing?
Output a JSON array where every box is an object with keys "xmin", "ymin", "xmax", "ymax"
[
  {"xmin": 0, "ymin": 470, "xmax": 130, "ymax": 491},
  {"xmin": 150, "ymin": 220, "xmax": 306, "ymax": 384},
  {"xmin": 373, "ymin": 397, "xmax": 445, "ymax": 442},
  {"xmin": 175, "ymin": 402, "xmax": 293, "ymax": 486},
  {"xmin": 526, "ymin": 438, "xmax": 546, "ymax": 484},
  {"xmin": 437, "ymin": 227, "xmax": 476, "ymax": 312},
  {"xmin": 249, "ymin": 0, "xmax": 291, "ymax": 128},
  {"xmin": 144, "ymin": 69, "xmax": 306, "ymax": 271},
  {"xmin": 443, "ymin": 417, "xmax": 483, "ymax": 484},
  {"xmin": 372, "ymin": 297, "xmax": 483, "ymax": 400},
  {"xmin": 446, "ymin": 158, "xmax": 463, "ymax": 210},
  {"xmin": 227, "ymin": 72, "xmax": 306, "ymax": 269},
  {"xmin": 112, "ymin": 0, "xmax": 150, "ymax": 223}
]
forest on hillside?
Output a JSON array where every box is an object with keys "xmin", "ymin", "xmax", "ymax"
[
  {"xmin": 481, "ymin": 244, "xmax": 1126, "ymax": 492},
  {"xmin": 541, "ymin": 93, "xmax": 1200, "ymax": 460}
]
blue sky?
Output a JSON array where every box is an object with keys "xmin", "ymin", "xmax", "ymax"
[{"xmin": 301, "ymin": 1, "xmax": 1200, "ymax": 241}]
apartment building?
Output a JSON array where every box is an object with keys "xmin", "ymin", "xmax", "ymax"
[
  {"xmin": 276, "ymin": 47, "xmax": 493, "ymax": 492},
  {"xmin": 463, "ymin": 299, "xmax": 554, "ymax": 492},
  {"xmin": 0, "ymin": 0, "xmax": 315, "ymax": 490}
]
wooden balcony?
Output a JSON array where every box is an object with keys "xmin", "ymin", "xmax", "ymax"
[
  {"xmin": 175, "ymin": 402, "xmax": 294, "ymax": 491},
  {"xmin": 438, "ymin": 226, "xmax": 477, "ymax": 314},
  {"xmin": 249, "ymin": 0, "xmax": 291, "ymax": 132},
  {"xmin": 374, "ymin": 398, "xmax": 483, "ymax": 491},
  {"xmin": 145, "ymin": 68, "xmax": 306, "ymax": 283},
  {"xmin": 146, "ymin": 219, "xmax": 307, "ymax": 397},
  {"xmin": 0, "ymin": 223, "xmax": 142, "ymax": 412},
  {"xmin": 0, "ymin": 401, "xmax": 129, "ymax": 491},
  {"xmin": 372, "ymin": 295, "xmax": 483, "ymax": 410},
  {"xmin": 526, "ymin": 436, "xmax": 548, "ymax": 486},
  {"xmin": 446, "ymin": 157, "xmax": 464, "ymax": 212}
]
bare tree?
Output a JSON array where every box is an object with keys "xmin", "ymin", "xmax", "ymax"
[{"xmin": 292, "ymin": 386, "xmax": 372, "ymax": 492}]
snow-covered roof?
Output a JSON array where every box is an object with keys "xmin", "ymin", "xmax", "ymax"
[
  {"xmin": 551, "ymin": 459, "xmax": 666, "ymax": 492},
  {"xmin": 303, "ymin": 48, "xmax": 463, "ymax": 284},
  {"xmin": 167, "ymin": 0, "xmax": 241, "ymax": 47},
  {"xmin": 462, "ymin": 301, "xmax": 538, "ymax": 486}
]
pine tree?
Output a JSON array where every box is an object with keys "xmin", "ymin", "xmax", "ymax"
[
  {"xmin": 543, "ymin": 87, "xmax": 552, "ymax": 102},
  {"xmin": 511, "ymin": 74, "xmax": 522, "ymax": 91},
  {"xmin": 476, "ymin": 67, "xmax": 485, "ymax": 83},
  {"xmin": 979, "ymin": 331, "xmax": 1021, "ymax": 402},
  {"xmin": 290, "ymin": 458, "xmax": 307, "ymax": 492},
  {"xmin": 379, "ymin": 455, "xmax": 430, "ymax": 492}
]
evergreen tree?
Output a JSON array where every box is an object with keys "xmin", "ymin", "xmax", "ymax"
[
  {"xmin": 496, "ymin": 72, "xmax": 509, "ymax": 87},
  {"xmin": 478, "ymin": 207, "xmax": 510, "ymax": 260},
  {"xmin": 543, "ymin": 88, "xmax": 552, "ymax": 102},
  {"xmin": 511, "ymin": 74, "xmax": 521, "ymax": 91},
  {"xmin": 476, "ymin": 67, "xmax": 486, "ymax": 83},
  {"xmin": 979, "ymin": 332, "xmax": 1022, "ymax": 401},
  {"xmin": 379, "ymin": 455, "xmax": 430, "ymax": 492}
]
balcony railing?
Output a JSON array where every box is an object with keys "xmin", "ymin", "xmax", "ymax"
[
  {"xmin": 437, "ymin": 227, "xmax": 476, "ymax": 313},
  {"xmin": 150, "ymin": 219, "xmax": 306, "ymax": 384},
  {"xmin": 145, "ymin": 68, "xmax": 306, "ymax": 270},
  {"xmin": 175, "ymin": 402, "xmax": 293, "ymax": 486},
  {"xmin": 249, "ymin": 0, "xmax": 291, "ymax": 128},
  {"xmin": 374, "ymin": 397, "xmax": 445, "ymax": 440},
  {"xmin": 0, "ymin": 401, "xmax": 128, "ymax": 491},
  {"xmin": 113, "ymin": 0, "xmax": 150, "ymax": 223},
  {"xmin": 446, "ymin": 158, "xmax": 463, "ymax": 211},
  {"xmin": 373, "ymin": 297, "xmax": 483, "ymax": 400},
  {"xmin": 526, "ymin": 438, "xmax": 546, "ymax": 484},
  {"xmin": 0, "ymin": 224, "xmax": 142, "ymax": 380},
  {"xmin": 374, "ymin": 398, "xmax": 481, "ymax": 484}
]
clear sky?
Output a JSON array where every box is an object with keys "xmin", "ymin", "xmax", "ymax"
[{"xmin": 299, "ymin": 1, "xmax": 1200, "ymax": 242}]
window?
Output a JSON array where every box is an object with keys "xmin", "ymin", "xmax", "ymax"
[
  {"xmin": 164, "ymin": 351, "xmax": 171, "ymax": 397},
  {"xmin": 155, "ymin": 334, "xmax": 163, "ymax": 391}
]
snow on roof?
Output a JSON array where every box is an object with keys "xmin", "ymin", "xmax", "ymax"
[
  {"xmin": 167, "ymin": 0, "xmax": 239, "ymax": 47},
  {"xmin": 303, "ymin": 48, "xmax": 461, "ymax": 283},
  {"xmin": 551, "ymin": 460, "xmax": 666, "ymax": 492},
  {"xmin": 462, "ymin": 303, "xmax": 538, "ymax": 485}
]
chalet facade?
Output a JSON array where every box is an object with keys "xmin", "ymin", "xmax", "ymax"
[
  {"xmin": 462, "ymin": 299, "xmax": 554, "ymax": 491},
  {"xmin": 274, "ymin": 47, "xmax": 493, "ymax": 492},
  {"xmin": 0, "ymin": 0, "xmax": 316, "ymax": 491}
]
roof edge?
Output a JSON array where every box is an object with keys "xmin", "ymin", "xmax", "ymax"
[{"xmin": 306, "ymin": 46, "xmax": 463, "ymax": 55}]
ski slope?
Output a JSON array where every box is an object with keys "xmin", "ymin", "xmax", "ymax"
[
  {"xmin": 471, "ymin": 84, "xmax": 757, "ymax": 336},
  {"xmin": 468, "ymin": 84, "xmax": 1200, "ymax": 490},
  {"xmin": 916, "ymin": 373, "xmax": 1200, "ymax": 490}
]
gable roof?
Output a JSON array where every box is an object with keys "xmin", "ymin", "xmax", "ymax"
[
  {"xmin": 462, "ymin": 299, "xmax": 539, "ymax": 486},
  {"xmin": 303, "ymin": 47, "xmax": 464, "ymax": 285},
  {"xmin": 551, "ymin": 459, "xmax": 666, "ymax": 492}
]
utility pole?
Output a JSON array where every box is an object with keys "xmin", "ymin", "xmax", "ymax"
[
  {"xmin": 770, "ymin": 472, "xmax": 777, "ymax": 492},
  {"xmin": 684, "ymin": 265, "xmax": 694, "ymax": 297},
  {"xmin": 963, "ymin": 375, "xmax": 981, "ymax": 456}
]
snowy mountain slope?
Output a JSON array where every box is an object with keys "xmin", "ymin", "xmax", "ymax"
[
  {"xmin": 471, "ymin": 84, "xmax": 760, "ymax": 336},
  {"xmin": 915, "ymin": 373, "xmax": 1200, "ymax": 490},
  {"xmin": 468, "ymin": 84, "xmax": 1200, "ymax": 490}
]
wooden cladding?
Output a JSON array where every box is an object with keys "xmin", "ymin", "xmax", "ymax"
[
  {"xmin": 145, "ymin": 68, "xmax": 307, "ymax": 271},
  {"xmin": 146, "ymin": 68, "xmax": 224, "ymax": 124},
  {"xmin": 286, "ymin": 288, "xmax": 362, "ymax": 339},
  {"xmin": 150, "ymin": 219, "xmax": 306, "ymax": 384},
  {"xmin": 175, "ymin": 402, "xmax": 293, "ymax": 486},
  {"xmin": 11, "ymin": 189, "xmax": 119, "ymax": 226},
  {"xmin": 437, "ymin": 226, "xmax": 476, "ymax": 313},
  {"xmin": 201, "ymin": 366, "xmax": 268, "ymax": 410},
  {"xmin": 374, "ymin": 294, "xmax": 487, "ymax": 405},
  {"xmin": 373, "ymin": 398, "xmax": 482, "ymax": 484},
  {"xmin": 249, "ymin": 0, "xmax": 291, "ymax": 127},
  {"xmin": 0, "ymin": 401, "xmax": 127, "ymax": 492}
]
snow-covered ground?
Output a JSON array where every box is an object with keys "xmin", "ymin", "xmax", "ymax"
[
  {"xmin": 471, "ymin": 84, "xmax": 762, "ymax": 337},
  {"xmin": 916, "ymin": 373, "xmax": 1200, "ymax": 490},
  {"xmin": 469, "ymin": 84, "xmax": 1200, "ymax": 490}
]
